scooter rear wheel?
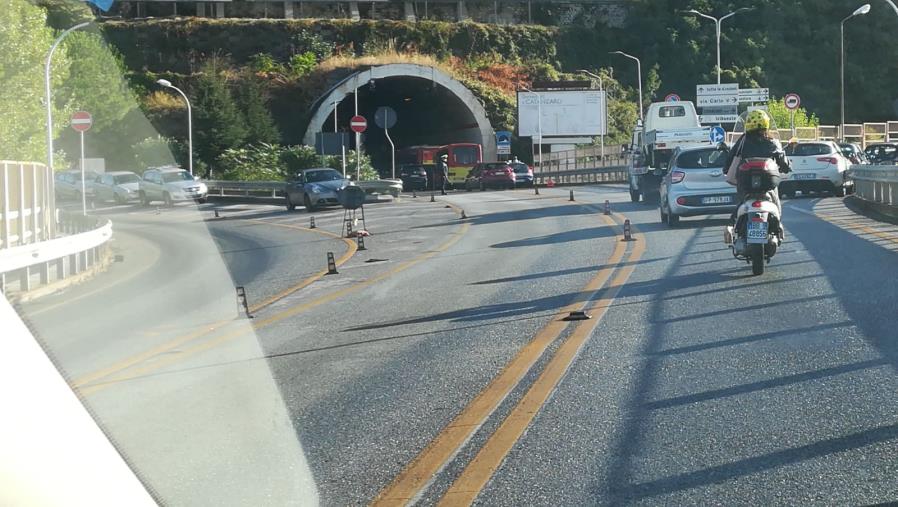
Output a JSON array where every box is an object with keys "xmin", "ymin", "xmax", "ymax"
[{"xmin": 751, "ymin": 243, "xmax": 765, "ymax": 276}]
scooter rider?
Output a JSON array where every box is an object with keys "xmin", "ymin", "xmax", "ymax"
[{"xmin": 723, "ymin": 110, "xmax": 791, "ymax": 240}]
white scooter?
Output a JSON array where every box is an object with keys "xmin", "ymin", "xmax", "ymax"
[{"xmin": 727, "ymin": 158, "xmax": 785, "ymax": 276}]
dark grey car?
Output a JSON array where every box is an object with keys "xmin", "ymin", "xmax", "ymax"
[{"xmin": 285, "ymin": 168, "xmax": 351, "ymax": 212}]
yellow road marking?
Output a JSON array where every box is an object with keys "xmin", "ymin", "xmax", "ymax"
[
  {"xmin": 78, "ymin": 221, "xmax": 471, "ymax": 396},
  {"xmin": 371, "ymin": 214, "xmax": 627, "ymax": 507},
  {"xmin": 72, "ymin": 218, "xmax": 355, "ymax": 389},
  {"xmin": 438, "ymin": 223, "xmax": 645, "ymax": 506}
]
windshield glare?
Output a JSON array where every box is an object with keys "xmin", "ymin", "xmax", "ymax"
[
  {"xmin": 675, "ymin": 149, "xmax": 727, "ymax": 169},
  {"xmin": 786, "ymin": 143, "xmax": 833, "ymax": 156},
  {"xmin": 162, "ymin": 171, "xmax": 194, "ymax": 182},
  {"xmin": 306, "ymin": 170, "xmax": 343, "ymax": 182},
  {"xmin": 114, "ymin": 174, "xmax": 140, "ymax": 184}
]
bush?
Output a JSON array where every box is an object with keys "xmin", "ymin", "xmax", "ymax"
[
  {"xmin": 133, "ymin": 136, "xmax": 183, "ymax": 172},
  {"xmin": 288, "ymin": 52, "xmax": 317, "ymax": 78},
  {"xmin": 217, "ymin": 143, "xmax": 376, "ymax": 181}
]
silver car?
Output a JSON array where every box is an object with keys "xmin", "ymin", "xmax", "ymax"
[
  {"xmin": 285, "ymin": 168, "xmax": 351, "ymax": 212},
  {"xmin": 55, "ymin": 170, "xmax": 98, "ymax": 201},
  {"xmin": 139, "ymin": 167, "xmax": 207, "ymax": 206},
  {"xmin": 659, "ymin": 145, "xmax": 737, "ymax": 227},
  {"xmin": 91, "ymin": 171, "xmax": 141, "ymax": 204}
]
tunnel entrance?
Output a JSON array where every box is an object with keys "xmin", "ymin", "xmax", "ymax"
[{"xmin": 303, "ymin": 64, "xmax": 497, "ymax": 177}]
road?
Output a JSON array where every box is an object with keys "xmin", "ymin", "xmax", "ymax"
[{"xmin": 13, "ymin": 187, "xmax": 898, "ymax": 506}]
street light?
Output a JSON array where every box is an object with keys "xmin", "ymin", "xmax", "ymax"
[
  {"xmin": 45, "ymin": 22, "xmax": 90, "ymax": 177},
  {"xmin": 884, "ymin": 0, "xmax": 898, "ymax": 16},
  {"xmin": 156, "ymin": 79, "xmax": 194, "ymax": 176},
  {"xmin": 521, "ymin": 86, "xmax": 542, "ymax": 171},
  {"xmin": 682, "ymin": 7, "xmax": 753, "ymax": 84},
  {"xmin": 576, "ymin": 69, "xmax": 607, "ymax": 161},
  {"xmin": 841, "ymin": 4, "xmax": 871, "ymax": 139},
  {"xmin": 610, "ymin": 51, "xmax": 643, "ymax": 123}
]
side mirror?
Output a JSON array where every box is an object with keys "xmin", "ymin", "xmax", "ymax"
[{"xmin": 717, "ymin": 142, "xmax": 729, "ymax": 152}]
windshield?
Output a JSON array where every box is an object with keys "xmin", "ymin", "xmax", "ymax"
[
  {"xmin": 305, "ymin": 169, "xmax": 343, "ymax": 182},
  {"xmin": 114, "ymin": 174, "xmax": 140, "ymax": 184},
  {"xmin": 161, "ymin": 171, "xmax": 194, "ymax": 182},
  {"xmin": 785, "ymin": 143, "xmax": 833, "ymax": 156},
  {"xmin": 7, "ymin": 3, "xmax": 898, "ymax": 507},
  {"xmin": 675, "ymin": 149, "xmax": 727, "ymax": 169}
]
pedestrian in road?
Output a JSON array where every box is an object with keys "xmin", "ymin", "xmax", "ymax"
[{"xmin": 438, "ymin": 154, "xmax": 449, "ymax": 195}]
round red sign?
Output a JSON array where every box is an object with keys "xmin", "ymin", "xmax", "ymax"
[
  {"xmin": 71, "ymin": 111, "xmax": 92, "ymax": 132},
  {"xmin": 784, "ymin": 93, "xmax": 801, "ymax": 111},
  {"xmin": 350, "ymin": 115, "xmax": 367, "ymax": 133}
]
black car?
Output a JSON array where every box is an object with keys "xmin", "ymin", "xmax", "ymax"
[
  {"xmin": 838, "ymin": 143, "xmax": 868, "ymax": 165},
  {"xmin": 399, "ymin": 164, "xmax": 431, "ymax": 191},
  {"xmin": 863, "ymin": 143, "xmax": 898, "ymax": 165}
]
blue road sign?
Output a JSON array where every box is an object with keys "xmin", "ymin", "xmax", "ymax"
[
  {"xmin": 664, "ymin": 93, "xmax": 681, "ymax": 102},
  {"xmin": 710, "ymin": 126, "xmax": 726, "ymax": 144},
  {"xmin": 496, "ymin": 130, "xmax": 512, "ymax": 155}
]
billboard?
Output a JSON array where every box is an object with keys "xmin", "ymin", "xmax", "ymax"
[{"xmin": 517, "ymin": 90, "xmax": 607, "ymax": 137}]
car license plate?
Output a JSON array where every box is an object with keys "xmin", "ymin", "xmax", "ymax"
[
  {"xmin": 792, "ymin": 173, "xmax": 815, "ymax": 180},
  {"xmin": 701, "ymin": 196, "xmax": 732, "ymax": 204},
  {"xmin": 747, "ymin": 220, "xmax": 768, "ymax": 243}
]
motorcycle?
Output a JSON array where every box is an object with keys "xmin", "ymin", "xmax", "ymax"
[{"xmin": 726, "ymin": 158, "xmax": 785, "ymax": 276}]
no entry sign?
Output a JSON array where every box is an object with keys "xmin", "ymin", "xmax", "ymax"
[
  {"xmin": 784, "ymin": 93, "xmax": 801, "ymax": 111},
  {"xmin": 350, "ymin": 115, "xmax": 367, "ymax": 133},
  {"xmin": 71, "ymin": 111, "xmax": 92, "ymax": 132}
]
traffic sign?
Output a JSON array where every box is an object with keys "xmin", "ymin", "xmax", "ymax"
[
  {"xmin": 710, "ymin": 126, "xmax": 726, "ymax": 143},
  {"xmin": 496, "ymin": 130, "xmax": 512, "ymax": 155},
  {"xmin": 350, "ymin": 115, "xmax": 367, "ymax": 133},
  {"xmin": 697, "ymin": 95, "xmax": 739, "ymax": 107},
  {"xmin": 784, "ymin": 93, "xmax": 801, "ymax": 110},
  {"xmin": 375, "ymin": 106, "xmax": 397, "ymax": 129},
  {"xmin": 700, "ymin": 114, "xmax": 740, "ymax": 124},
  {"xmin": 664, "ymin": 93, "xmax": 681, "ymax": 102},
  {"xmin": 696, "ymin": 83, "xmax": 739, "ymax": 96},
  {"xmin": 738, "ymin": 87, "xmax": 770, "ymax": 103},
  {"xmin": 702, "ymin": 105, "xmax": 738, "ymax": 115},
  {"xmin": 70, "ymin": 111, "xmax": 92, "ymax": 132}
]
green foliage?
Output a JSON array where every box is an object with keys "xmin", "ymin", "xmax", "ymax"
[
  {"xmin": 288, "ymin": 52, "xmax": 318, "ymax": 78},
  {"xmin": 249, "ymin": 53, "xmax": 283, "ymax": 74},
  {"xmin": 218, "ymin": 143, "xmax": 374, "ymax": 181},
  {"xmin": 291, "ymin": 29, "xmax": 334, "ymax": 61},
  {"xmin": 236, "ymin": 76, "xmax": 280, "ymax": 144},
  {"xmin": 0, "ymin": 0, "xmax": 70, "ymax": 163},
  {"xmin": 193, "ymin": 63, "xmax": 247, "ymax": 164},
  {"xmin": 766, "ymin": 98, "xmax": 819, "ymax": 131},
  {"xmin": 132, "ymin": 135, "xmax": 182, "ymax": 171}
]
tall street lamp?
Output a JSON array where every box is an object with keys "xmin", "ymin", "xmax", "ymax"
[
  {"xmin": 576, "ymin": 69, "xmax": 607, "ymax": 161},
  {"xmin": 682, "ymin": 8, "xmax": 753, "ymax": 84},
  {"xmin": 156, "ymin": 79, "xmax": 194, "ymax": 176},
  {"xmin": 841, "ymin": 4, "xmax": 871, "ymax": 139},
  {"xmin": 610, "ymin": 51, "xmax": 643, "ymax": 123},
  {"xmin": 45, "ymin": 21, "xmax": 91, "ymax": 173},
  {"xmin": 522, "ymin": 86, "xmax": 542, "ymax": 171}
]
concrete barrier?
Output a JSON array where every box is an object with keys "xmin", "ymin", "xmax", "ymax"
[{"xmin": 849, "ymin": 164, "xmax": 898, "ymax": 220}]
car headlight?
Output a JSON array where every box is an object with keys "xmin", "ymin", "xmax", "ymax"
[
  {"xmin": 309, "ymin": 184, "xmax": 322, "ymax": 194},
  {"xmin": 198, "ymin": 183, "xmax": 208, "ymax": 193}
]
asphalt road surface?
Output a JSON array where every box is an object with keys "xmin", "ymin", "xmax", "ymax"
[{"xmin": 13, "ymin": 187, "xmax": 898, "ymax": 506}]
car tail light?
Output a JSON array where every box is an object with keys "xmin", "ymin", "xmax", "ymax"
[
  {"xmin": 676, "ymin": 196, "xmax": 686, "ymax": 205},
  {"xmin": 670, "ymin": 170, "xmax": 686, "ymax": 184},
  {"xmin": 751, "ymin": 201, "xmax": 762, "ymax": 208},
  {"xmin": 816, "ymin": 156, "xmax": 838, "ymax": 165}
]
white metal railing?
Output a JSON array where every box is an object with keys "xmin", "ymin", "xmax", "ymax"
[
  {"xmin": 1, "ymin": 161, "xmax": 55, "ymax": 250},
  {"xmin": 851, "ymin": 164, "xmax": 898, "ymax": 208}
]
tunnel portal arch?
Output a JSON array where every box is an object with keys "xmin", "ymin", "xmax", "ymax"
[{"xmin": 303, "ymin": 64, "xmax": 498, "ymax": 169}]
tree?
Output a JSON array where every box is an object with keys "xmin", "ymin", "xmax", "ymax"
[
  {"xmin": 193, "ymin": 62, "xmax": 247, "ymax": 165},
  {"xmin": 766, "ymin": 98, "xmax": 818, "ymax": 133},
  {"xmin": 133, "ymin": 135, "xmax": 183, "ymax": 172},
  {"xmin": 236, "ymin": 76, "xmax": 280, "ymax": 144},
  {"xmin": 0, "ymin": 0, "xmax": 71, "ymax": 163}
]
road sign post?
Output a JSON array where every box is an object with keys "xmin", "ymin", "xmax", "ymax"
[
  {"xmin": 784, "ymin": 94, "xmax": 801, "ymax": 136},
  {"xmin": 375, "ymin": 107, "xmax": 398, "ymax": 179},
  {"xmin": 350, "ymin": 115, "xmax": 367, "ymax": 180},
  {"xmin": 71, "ymin": 111, "xmax": 92, "ymax": 216}
]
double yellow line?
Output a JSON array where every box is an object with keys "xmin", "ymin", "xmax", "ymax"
[{"xmin": 372, "ymin": 213, "xmax": 645, "ymax": 506}]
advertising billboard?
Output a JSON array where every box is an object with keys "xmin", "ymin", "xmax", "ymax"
[{"xmin": 517, "ymin": 90, "xmax": 607, "ymax": 137}]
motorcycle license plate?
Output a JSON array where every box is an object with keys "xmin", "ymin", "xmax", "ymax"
[{"xmin": 747, "ymin": 220, "xmax": 768, "ymax": 243}]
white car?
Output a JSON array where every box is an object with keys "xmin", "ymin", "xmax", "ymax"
[
  {"xmin": 138, "ymin": 168, "xmax": 207, "ymax": 206},
  {"xmin": 91, "ymin": 171, "xmax": 141, "ymax": 204},
  {"xmin": 781, "ymin": 141, "xmax": 852, "ymax": 197}
]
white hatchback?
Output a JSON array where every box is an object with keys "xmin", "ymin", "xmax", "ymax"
[{"xmin": 781, "ymin": 141, "xmax": 852, "ymax": 197}]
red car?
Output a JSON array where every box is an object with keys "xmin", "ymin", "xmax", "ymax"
[{"xmin": 464, "ymin": 162, "xmax": 517, "ymax": 191}]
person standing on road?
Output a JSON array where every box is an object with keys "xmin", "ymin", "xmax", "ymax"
[{"xmin": 438, "ymin": 154, "xmax": 449, "ymax": 195}]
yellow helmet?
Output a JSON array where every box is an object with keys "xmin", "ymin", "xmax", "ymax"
[{"xmin": 745, "ymin": 110, "xmax": 771, "ymax": 132}]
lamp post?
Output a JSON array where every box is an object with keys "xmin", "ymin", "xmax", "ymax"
[
  {"xmin": 841, "ymin": 4, "xmax": 871, "ymax": 140},
  {"xmin": 577, "ymin": 69, "xmax": 607, "ymax": 162},
  {"xmin": 45, "ymin": 22, "xmax": 91, "ymax": 173},
  {"xmin": 156, "ymin": 79, "xmax": 194, "ymax": 176},
  {"xmin": 682, "ymin": 8, "xmax": 753, "ymax": 84},
  {"xmin": 610, "ymin": 51, "xmax": 643, "ymax": 123},
  {"xmin": 522, "ymin": 87, "xmax": 542, "ymax": 171}
]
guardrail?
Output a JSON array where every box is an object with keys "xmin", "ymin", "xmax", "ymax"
[
  {"xmin": 534, "ymin": 166, "xmax": 628, "ymax": 185},
  {"xmin": 2, "ymin": 161, "xmax": 56, "ymax": 249},
  {"xmin": 0, "ymin": 211, "xmax": 112, "ymax": 296},
  {"xmin": 205, "ymin": 179, "xmax": 404, "ymax": 199},
  {"xmin": 850, "ymin": 164, "xmax": 898, "ymax": 209}
]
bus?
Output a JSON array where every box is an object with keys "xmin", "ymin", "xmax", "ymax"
[{"xmin": 397, "ymin": 143, "xmax": 483, "ymax": 187}]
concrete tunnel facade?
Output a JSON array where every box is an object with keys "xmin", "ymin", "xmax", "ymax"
[{"xmin": 303, "ymin": 63, "xmax": 498, "ymax": 172}]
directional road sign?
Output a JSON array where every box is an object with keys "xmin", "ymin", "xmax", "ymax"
[
  {"xmin": 696, "ymin": 83, "xmax": 738, "ymax": 96},
  {"xmin": 350, "ymin": 115, "xmax": 367, "ymax": 133},
  {"xmin": 710, "ymin": 126, "xmax": 726, "ymax": 143},
  {"xmin": 375, "ymin": 106, "xmax": 397, "ymax": 129},
  {"xmin": 697, "ymin": 95, "xmax": 739, "ymax": 107},
  {"xmin": 71, "ymin": 111, "xmax": 92, "ymax": 132},
  {"xmin": 784, "ymin": 93, "xmax": 801, "ymax": 110},
  {"xmin": 700, "ymin": 114, "xmax": 740, "ymax": 124},
  {"xmin": 738, "ymin": 87, "xmax": 770, "ymax": 103},
  {"xmin": 702, "ymin": 105, "xmax": 738, "ymax": 115},
  {"xmin": 496, "ymin": 130, "xmax": 512, "ymax": 155},
  {"xmin": 664, "ymin": 93, "xmax": 681, "ymax": 102}
]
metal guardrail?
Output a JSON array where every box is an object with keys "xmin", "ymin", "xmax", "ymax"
[
  {"xmin": 205, "ymin": 179, "xmax": 404, "ymax": 198},
  {"xmin": 1, "ymin": 161, "xmax": 55, "ymax": 249},
  {"xmin": 850, "ymin": 164, "xmax": 898, "ymax": 207},
  {"xmin": 0, "ymin": 211, "xmax": 113, "ymax": 295},
  {"xmin": 534, "ymin": 166, "xmax": 629, "ymax": 185}
]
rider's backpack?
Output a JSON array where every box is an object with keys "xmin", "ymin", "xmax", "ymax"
[{"xmin": 737, "ymin": 158, "xmax": 780, "ymax": 192}]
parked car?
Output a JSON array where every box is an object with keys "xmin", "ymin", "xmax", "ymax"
[
  {"xmin": 91, "ymin": 171, "xmax": 141, "ymax": 204},
  {"xmin": 355, "ymin": 178, "xmax": 403, "ymax": 197},
  {"xmin": 659, "ymin": 145, "xmax": 737, "ymax": 227},
  {"xmin": 55, "ymin": 170, "xmax": 98, "ymax": 201},
  {"xmin": 838, "ymin": 142, "xmax": 869, "ymax": 165},
  {"xmin": 285, "ymin": 168, "xmax": 350, "ymax": 212},
  {"xmin": 464, "ymin": 162, "xmax": 516, "ymax": 191},
  {"xmin": 781, "ymin": 141, "xmax": 852, "ymax": 197},
  {"xmin": 399, "ymin": 164, "xmax": 430, "ymax": 191},
  {"xmin": 509, "ymin": 162, "xmax": 534, "ymax": 187},
  {"xmin": 138, "ymin": 167, "xmax": 207, "ymax": 206},
  {"xmin": 863, "ymin": 143, "xmax": 898, "ymax": 164}
]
